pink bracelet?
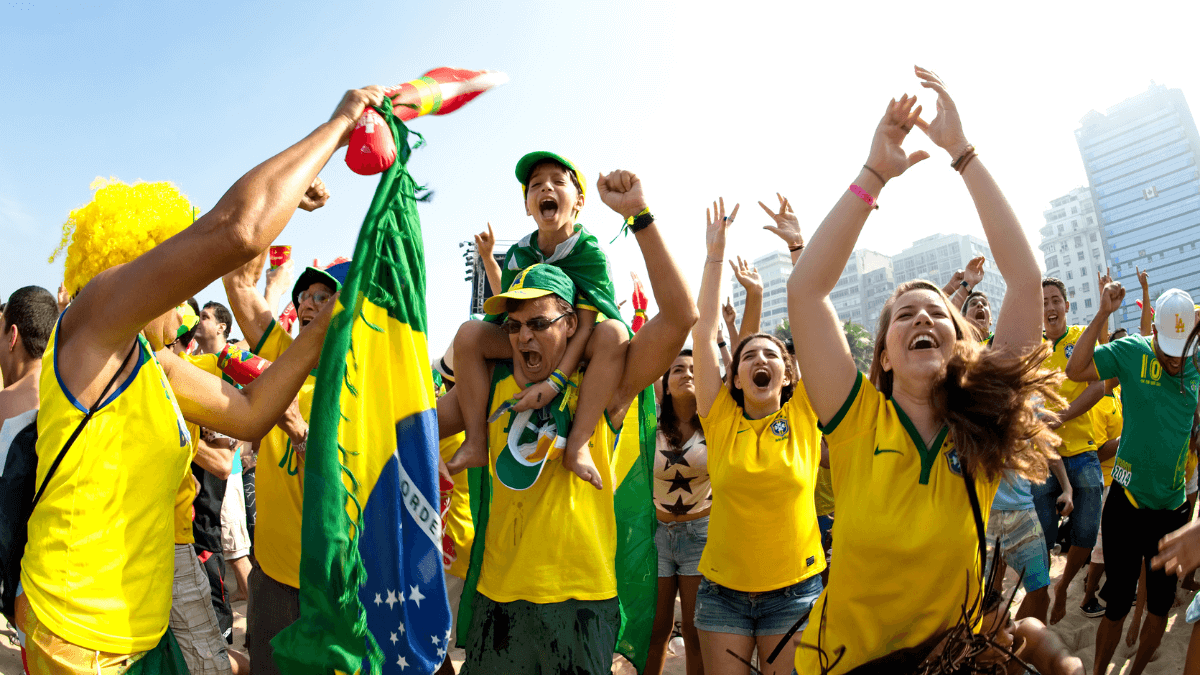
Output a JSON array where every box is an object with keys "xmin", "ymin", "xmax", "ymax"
[{"xmin": 849, "ymin": 184, "xmax": 879, "ymax": 210}]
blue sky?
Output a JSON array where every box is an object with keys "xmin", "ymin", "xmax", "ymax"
[{"xmin": 4, "ymin": 0, "xmax": 1200, "ymax": 353}]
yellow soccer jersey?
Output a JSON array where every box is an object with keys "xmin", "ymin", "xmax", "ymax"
[
  {"xmin": 698, "ymin": 384, "xmax": 824, "ymax": 592},
  {"xmin": 252, "ymin": 320, "xmax": 316, "ymax": 588},
  {"xmin": 1090, "ymin": 391, "xmax": 1123, "ymax": 487},
  {"xmin": 1044, "ymin": 325, "xmax": 1099, "ymax": 457},
  {"xmin": 23, "ymin": 323, "xmax": 193, "ymax": 653},
  {"xmin": 798, "ymin": 372, "xmax": 998, "ymax": 675},
  {"xmin": 439, "ymin": 432, "xmax": 476, "ymax": 580},
  {"xmin": 477, "ymin": 364, "xmax": 620, "ymax": 603},
  {"xmin": 171, "ymin": 352, "xmax": 223, "ymax": 545}
]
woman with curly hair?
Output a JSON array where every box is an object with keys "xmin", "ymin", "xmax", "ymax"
[
  {"xmin": 787, "ymin": 67, "xmax": 1062, "ymax": 675},
  {"xmin": 16, "ymin": 86, "xmax": 389, "ymax": 674}
]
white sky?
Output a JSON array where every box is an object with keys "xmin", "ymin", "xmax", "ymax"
[{"xmin": 3, "ymin": 0, "xmax": 1199, "ymax": 353}]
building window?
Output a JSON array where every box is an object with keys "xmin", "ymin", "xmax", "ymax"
[
  {"xmin": 1057, "ymin": 224, "xmax": 1064, "ymax": 235},
  {"xmin": 1067, "ymin": 271, "xmax": 1073, "ymax": 280},
  {"xmin": 1069, "ymin": 287, "xmax": 1076, "ymax": 297},
  {"xmin": 1072, "ymin": 221, "xmax": 1079, "ymax": 230},
  {"xmin": 1085, "ymin": 298, "xmax": 1093, "ymax": 308},
  {"xmin": 1089, "ymin": 232, "xmax": 1097, "ymax": 242},
  {"xmin": 1087, "ymin": 216, "xmax": 1094, "ymax": 224},
  {"xmin": 1071, "ymin": 207, "xmax": 1078, "ymax": 214},
  {"xmin": 1092, "ymin": 248, "xmax": 1100, "ymax": 258},
  {"xmin": 1077, "ymin": 251, "xmax": 1085, "ymax": 261},
  {"xmin": 1074, "ymin": 235, "xmax": 1083, "ymax": 247},
  {"xmin": 1080, "ymin": 267, "xmax": 1086, "ymax": 277},
  {"xmin": 1083, "ymin": 282, "xmax": 1090, "ymax": 292},
  {"xmin": 1046, "ymin": 255, "xmax": 1059, "ymax": 269}
]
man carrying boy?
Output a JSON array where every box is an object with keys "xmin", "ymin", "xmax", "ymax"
[{"xmin": 446, "ymin": 152, "xmax": 629, "ymax": 490}]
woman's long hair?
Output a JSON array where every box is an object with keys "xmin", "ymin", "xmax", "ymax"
[
  {"xmin": 869, "ymin": 281, "xmax": 1064, "ymax": 482},
  {"xmin": 660, "ymin": 349, "xmax": 700, "ymax": 451},
  {"xmin": 729, "ymin": 332, "xmax": 796, "ymax": 412}
]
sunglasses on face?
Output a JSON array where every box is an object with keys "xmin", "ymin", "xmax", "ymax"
[
  {"xmin": 298, "ymin": 289, "xmax": 334, "ymax": 305},
  {"xmin": 500, "ymin": 312, "xmax": 572, "ymax": 335}
]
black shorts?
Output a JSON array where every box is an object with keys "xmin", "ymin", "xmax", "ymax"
[
  {"xmin": 1099, "ymin": 484, "xmax": 1190, "ymax": 620},
  {"xmin": 462, "ymin": 593, "xmax": 619, "ymax": 675}
]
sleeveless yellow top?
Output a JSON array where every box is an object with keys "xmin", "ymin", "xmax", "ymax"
[{"xmin": 22, "ymin": 318, "xmax": 193, "ymax": 653}]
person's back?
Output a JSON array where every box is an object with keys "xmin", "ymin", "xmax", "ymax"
[{"xmin": 0, "ymin": 286, "xmax": 56, "ymax": 425}]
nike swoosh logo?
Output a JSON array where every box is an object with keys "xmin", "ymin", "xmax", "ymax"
[
  {"xmin": 737, "ymin": 429, "xmax": 749, "ymax": 434},
  {"xmin": 874, "ymin": 447, "xmax": 903, "ymax": 456}
]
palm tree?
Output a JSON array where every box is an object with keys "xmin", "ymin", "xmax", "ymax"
[{"xmin": 843, "ymin": 320, "xmax": 873, "ymax": 372}]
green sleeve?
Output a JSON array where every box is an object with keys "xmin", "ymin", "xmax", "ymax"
[
  {"xmin": 557, "ymin": 232, "xmax": 621, "ymax": 321},
  {"xmin": 1092, "ymin": 337, "xmax": 1126, "ymax": 382}
]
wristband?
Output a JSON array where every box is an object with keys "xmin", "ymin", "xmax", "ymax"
[
  {"xmin": 951, "ymin": 145, "xmax": 976, "ymax": 172},
  {"xmin": 789, "ymin": 243, "xmax": 805, "ymax": 253},
  {"xmin": 960, "ymin": 280, "xmax": 970, "ymax": 290},
  {"xmin": 862, "ymin": 164, "xmax": 887, "ymax": 186},
  {"xmin": 612, "ymin": 207, "xmax": 654, "ymax": 241},
  {"xmin": 717, "ymin": 341, "xmax": 727, "ymax": 348},
  {"xmin": 547, "ymin": 369, "xmax": 570, "ymax": 394},
  {"xmin": 849, "ymin": 184, "xmax": 879, "ymax": 210}
]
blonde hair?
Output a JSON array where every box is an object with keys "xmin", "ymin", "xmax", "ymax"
[{"xmin": 51, "ymin": 178, "xmax": 196, "ymax": 297}]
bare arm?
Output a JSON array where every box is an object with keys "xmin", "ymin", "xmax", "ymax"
[
  {"xmin": 263, "ymin": 258, "xmax": 294, "ymax": 319},
  {"xmin": 717, "ymin": 324, "xmax": 734, "ymax": 378},
  {"xmin": 193, "ymin": 432, "xmax": 235, "ymax": 480},
  {"xmin": 223, "ymin": 251, "xmax": 274, "ymax": 349},
  {"xmin": 721, "ymin": 298, "xmax": 739, "ymax": 350},
  {"xmin": 1065, "ymin": 282, "xmax": 1124, "ymax": 382},
  {"xmin": 1048, "ymin": 457, "xmax": 1074, "ymax": 516},
  {"xmin": 170, "ymin": 294, "xmax": 334, "ymax": 440},
  {"xmin": 731, "ymin": 257, "xmax": 763, "ymax": 342},
  {"xmin": 598, "ymin": 171, "xmax": 698, "ymax": 420},
  {"xmin": 1014, "ymin": 619, "xmax": 1086, "ymax": 675},
  {"xmin": 475, "ymin": 223, "xmax": 503, "ymax": 294},
  {"xmin": 692, "ymin": 199, "xmax": 736, "ymax": 418},
  {"xmin": 1052, "ymin": 380, "xmax": 1105, "ymax": 425},
  {"xmin": 1097, "ymin": 438, "xmax": 1119, "ymax": 462}
]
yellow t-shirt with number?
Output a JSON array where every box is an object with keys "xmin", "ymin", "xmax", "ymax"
[
  {"xmin": 439, "ymin": 432, "xmax": 475, "ymax": 580},
  {"xmin": 798, "ymin": 372, "xmax": 999, "ymax": 675},
  {"xmin": 477, "ymin": 363, "xmax": 619, "ymax": 603},
  {"xmin": 252, "ymin": 319, "xmax": 316, "ymax": 588},
  {"xmin": 171, "ymin": 352, "xmax": 223, "ymax": 545},
  {"xmin": 698, "ymin": 384, "xmax": 824, "ymax": 592},
  {"xmin": 23, "ymin": 323, "xmax": 193, "ymax": 653},
  {"xmin": 1044, "ymin": 325, "xmax": 1099, "ymax": 457}
]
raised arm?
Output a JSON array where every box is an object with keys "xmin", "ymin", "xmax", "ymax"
[
  {"xmin": 693, "ymin": 199, "xmax": 737, "ymax": 417},
  {"xmin": 598, "ymin": 171, "xmax": 698, "ymax": 417},
  {"xmin": 66, "ymin": 88, "xmax": 384, "ymax": 354},
  {"xmin": 946, "ymin": 256, "xmax": 985, "ymax": 309},
  {"xmin": 788, "ymin": 94, "xmax": 928, "ymax": 422},
  {"xmin": 1137, "ymin": 267, "xmax": 1152, "ymax": 337},
  {"xmin": 1066, "ymin": 281, "xmax": 1124, "ymax": 382},
  {"xmin": 730, "ymin": 256, "xmax": 762, "ymax": 343},
  {"xmin": 760, "ymin": 193, "xmax": 804, "ymax": 265},
  {"xmin": 722, "ymin": 297, "xmax": 739, "ymax": 349},
  {"xmin": 263, "ymin": 257, "xmax": 295, "ymax": 320},
  {"xmin": 475, "ymin": 223, "xmax": 503, "ymax": 294},
  {"xmin": 223, "ymin": 251, "xmax": 274, "ymax": 349}
]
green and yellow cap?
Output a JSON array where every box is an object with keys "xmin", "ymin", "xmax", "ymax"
[
  {"xmin": 482, "ymin": 263, "xmax": 576, "ymax": 316},
  {"xmin": 515, "ymin": 151, "xmax": 586, "ymax": 200}
]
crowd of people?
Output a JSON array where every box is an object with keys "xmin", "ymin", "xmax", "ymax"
[{"xmin": 4, "ymin": 68, "xmax": 1200, "ymax": 675}]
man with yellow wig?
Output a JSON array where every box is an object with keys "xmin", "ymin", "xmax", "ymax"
[{"xmin": 17, "ymin": 85, "xmax": 391, "ymax": 675}]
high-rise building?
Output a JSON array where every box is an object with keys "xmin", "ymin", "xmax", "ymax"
[
  {"xmin": 731, "ymin": 250, "xmax": 793, "ymax": 337},
  {"xmin": 1076, "ymin": 83, "xmax": 1200, "ymax": 331},
  {"xmin": 890, "ymin": 233, "xmax": 1007, "ymax": 323},
  {"xmin": 1037, "ymin": 187, "xmax": 1109, "ymax": 326}
]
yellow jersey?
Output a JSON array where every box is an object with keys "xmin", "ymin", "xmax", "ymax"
[
  {"xmin": 1090, "ymin": 390, "xmax": 1123, "ymax": 487},
  {"xmin": 251, "ymin": 319, "xmax": 315, "ymax": 588},
  {"xmin": 22, "ymin": 323, "xmax": 193, "ymax": 653},
  {"xmin": 698, "ymin": 385, "xmax": 824, "ymax": 592},
  {"xmin": 798, "ymin": 372, "xmax": 998, "ymax": 674},
  {"xmin": 477, "ymin": 363, "xmax": 619, "ymax": 603},
  {"xmin": 1043, "ymin": 325, "xmax": 1099, "ymax": 457},
  {"xmin": 439, "ymin": 432, "xmax": 476, "ymax": 580},
  {"xmin": 171, "ymin": 352, "xmax": 223, "ymax": 545}
]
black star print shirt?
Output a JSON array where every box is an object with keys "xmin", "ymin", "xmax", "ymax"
[{"xmin": 654, "ymin": 430, "xmax": 711, "ymax": 516}]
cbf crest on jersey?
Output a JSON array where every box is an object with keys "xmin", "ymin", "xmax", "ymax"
[
  {"xmin": 771, "ymin": 418, "xmax": 790, "ymax": 439},
  {"xmin": 946, "ymin": 448, "xmax": 963, "ymax": 476},
  {"xmin": 1063, "ymin": 344, "xmax": 1074, "ymax": 360}
]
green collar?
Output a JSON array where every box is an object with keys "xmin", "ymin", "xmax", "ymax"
[
  {"xmin": 1051, "ymin": 329, "xmax": 1070, "ymax": 350},
  {"xmin": 892, "ymin": 400, "xmax": 949, "ymax": 485}
]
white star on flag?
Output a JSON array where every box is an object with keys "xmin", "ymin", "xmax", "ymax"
[
  {"xmin": 374, "ymin": 593, "xmax": 382, "ymax": 606},
  {"xmin": 385, "ymin": 589, "xmax": 399, "ymax": 610},
  {"xmin": 408, "ymin": 584, "xmax": 426, "ymax": 608},
  {"xmin": 430, "ymin": 634, "xmax": 440, "ymax": 646},
  {"xmin": 389, "ymin": 632, "xmax": 398, "ymax": 645},
  {"xmin": 398, "ymin": 622, "xmax": 405, "ymax": 635},
  {"xmin": 396, "ymin": 655, "xmax": 408, "ymax": 670},
  {"xmin": 445, "ymin": 627, "xmax": 453, "ymax": 641},
  {"xmin": 437, "ymin": 647, "xmax": 447, "ymax": 659}
]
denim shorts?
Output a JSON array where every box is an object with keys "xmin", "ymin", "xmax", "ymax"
[
  {"xmin": 985, "ymin": 509, "xmax": 1050, "ymax": 592},
  {"xmin": 693, "ymin": 575, "xmax": 823, "ymax": 637},
  {"xmin": 656, "ymin": 516, "xmax": 708, "ymax": 577},
  {"xmin": 1031, "ymin": 450, "xmax": 1104, "ymax": 549}
]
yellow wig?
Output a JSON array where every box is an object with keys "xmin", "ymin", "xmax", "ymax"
[{"xmin": 51, "ymin": 178, "xmax": 197, "ymax": 297}]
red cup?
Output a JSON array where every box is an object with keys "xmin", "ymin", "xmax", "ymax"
[{"xmin": 269, "ymin": 245, "xmax": 292, "ymax": 270}]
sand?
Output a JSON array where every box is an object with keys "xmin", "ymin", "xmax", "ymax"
[{"xmin": 2, "ymin": 553, "xmax": 1191, "ymax": 674}]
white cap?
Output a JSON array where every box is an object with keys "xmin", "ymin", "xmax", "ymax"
[
  {"xmin": 434, "ymin": 342, "xmax": 455, "ymax": 383},
  {"xmin": 1154, "ymin": 288, "xmax": 1196, "ymax": 357}
]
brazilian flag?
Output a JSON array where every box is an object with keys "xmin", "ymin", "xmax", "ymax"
[{"xmin": 273, "ymin": 99, "xmax": 451, "ymax": 674}]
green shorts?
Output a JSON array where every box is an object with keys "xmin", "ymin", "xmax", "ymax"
[{"xmin": 462, "ymin": 593, "xmax": 620, "ymax": 675}]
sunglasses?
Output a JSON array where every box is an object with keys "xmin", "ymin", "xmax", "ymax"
[
  {"xmin": 298, "ymin": 289, "xmax": 334, "ymax": 305},
  {"xmin": 500, "ymin": 312, "xmax": 572, "ymax": 335}
]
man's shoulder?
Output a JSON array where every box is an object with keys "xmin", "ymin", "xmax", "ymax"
[{"xmin": 0, "ymin": 385, "xmax": 38, "ymax": 427}]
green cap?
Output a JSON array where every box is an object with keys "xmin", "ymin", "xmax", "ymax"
[
  {"xmin": 515, "ymin": 151, "xmax": 586, "ymax": 200},
  {"xmin": 482, "ymin": 263, "xmax": 576, "ymax": 316}
]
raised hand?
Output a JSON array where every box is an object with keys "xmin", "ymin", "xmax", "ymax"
[
  {"xmin": 597, "ymin": 170, "xmax": 648, "ymax": 220},
  {"xmin": 729, "ymin": 256, "xmax": 763, "ymax": 294},
  {"xmin": 864, "ymin": 94, "xmax": 930, "ymax": 184},
  {"xmin": 474, "ymin": 222, "xmax": 496, "ymax": 259},
  {"xmin": 964, "ymin": 255, "xmax": 986, "ymax": 288},
  {"xmin": 1136, "ymin": 266, "xmax": 1149, "ymax": 290},
  {"xmin": 722, "ymin": 297, "xmax": 737, "ymax": 325},
  {"xmin": 760, "ymin": 193, "xmax": 803, "ymax": 249},
  {"xmin": 56, "ymin": 284, "xmax": 71, "ymax": 312},
  {"xmin": 330, "ymin": 85, "xmax": 389, "ymax": 145},
  {"xmin": 912, "ymin": 66, "xmax": 970, "ymax": 159},
  {"xmin": 705, "ymin": 197, "xmax": 739, "ymax": 260},
  {"xmin": 298, "ymin": 176, "xmax": 330, "ymax": 212},
  {"xmin": 1098, "ymin": 267, "xmax": 1114, "ymax": 290},
  {"xmin": 1099, "ymin": 281, "xmax": 1126, "ymax": 315}
]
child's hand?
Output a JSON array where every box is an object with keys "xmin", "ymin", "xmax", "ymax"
[
  {"xmin": 597, "ymin": 170, "xmax": 648, "ymax": 220},
  {"xmin": 512, "ymin": 379, "xmax": 559, "ymax": 412},
  {"xmin": 474, "ymin": 222, "xmax": 496, "ymax": 259}
]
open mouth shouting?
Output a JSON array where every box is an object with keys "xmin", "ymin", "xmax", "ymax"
[
  {"xmin": 519, "ymin": 342, "xmax": 546, "ymax": 374},
  {"xmin": 750, "ymin": 367, "xmax": 772, "ymax": 389},
  {"xmin": 538, "ymin": 197, "xmax": 559, "ymax": 222},
  {"xmin": 908, "ymin": 332, "xmax": 940, "ymax": 351}
]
